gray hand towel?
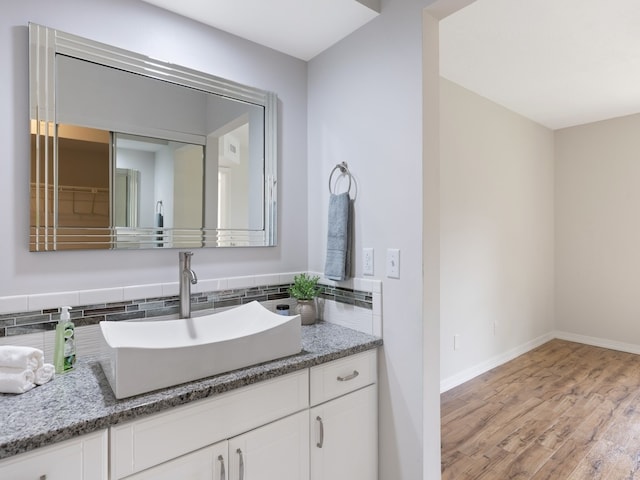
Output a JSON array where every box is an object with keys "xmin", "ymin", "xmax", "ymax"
[{"xmin": 324, "ymin": 192, "xmax": 352, "ymax": 281}]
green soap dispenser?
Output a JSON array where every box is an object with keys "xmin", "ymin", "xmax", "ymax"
[{"xmin": 54, "ymin": 306, "xmax": 76, "ymax": 374}]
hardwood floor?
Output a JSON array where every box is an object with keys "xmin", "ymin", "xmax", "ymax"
[{"xmin": 441, "ymin": 339, "xmax": 640, "ymax": 479}]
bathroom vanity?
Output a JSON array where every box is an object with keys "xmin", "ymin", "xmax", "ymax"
[{"xmin": 0, "ymin": 322, "xmax": 380, "ymax": 480}]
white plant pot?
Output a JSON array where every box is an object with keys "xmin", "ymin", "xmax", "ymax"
[{"xmin": 295, "ymin": 299, "xmax": 317, "ymax": 325}]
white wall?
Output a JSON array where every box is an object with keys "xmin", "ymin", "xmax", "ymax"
[
  {"xmin": 155, "ymin": 147, "xmax": 174, "ymax": 229},
  {"xmin": 439, "ymin": 78, "xmax": 555, "ymax": 387},
  {"xmin": 556, "ymin": 113, "xmax": 640, "ymax": 347},
  {"xmin": 1, "ymin": 0, "xmax": 307, "ymax": 295},
  {"xmin": 116, "ymin": 148, "xmax": 156, "ymax": 227},
  {"xmin": 308, "ymin": 0, "xmax": 434, "ymax": 478}
]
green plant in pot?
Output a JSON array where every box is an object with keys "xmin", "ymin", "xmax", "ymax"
[{"xmin": 289, "ymin": 273, "xmax": 321, "ymax": 325}]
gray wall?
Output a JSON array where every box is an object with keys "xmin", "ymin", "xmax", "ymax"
[
  {"xmin": 1, "ymin": 0, "xmax": 307, "ymax": 294},
  {"xmin": 440, "ymin": 78, "xmax": 555, "ymax": 388},
  {"xmin": 308, "ymin": 0, "xmax": 435, "ymax": 477},
  {"xmin": 556, "ymin": 113, "xmax": 640, "ymax": 347}
]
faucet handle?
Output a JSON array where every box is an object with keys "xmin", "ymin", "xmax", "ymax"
[{"xmin": 179, "ymin": 251, "xmax": 194, "ymax": 263}]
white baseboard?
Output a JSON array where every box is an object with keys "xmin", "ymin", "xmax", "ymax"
[
  {"xmin": 441, "ymin": 330, "xmax": 640, "ymax": 393},
  {"xmin": 440, "ymin": 332, "xmax": 555, "ymax": 393},
  {"xmin": 554, "ymin": 331, "xmax": 640, "ymax": 356}
]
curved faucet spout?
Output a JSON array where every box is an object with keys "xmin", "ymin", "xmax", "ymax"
[
  {"xmin": 187, "ymin": 269, "xmax": 198, "ymax": 285},
  {"xmin": 179, "ymin": 252, "xmax": 197, "ymax": 318}
]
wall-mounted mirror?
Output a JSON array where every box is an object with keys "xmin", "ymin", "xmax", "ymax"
[{"xmin": 29, "ymin": 23, "xmax": 277, "ymax": 251}]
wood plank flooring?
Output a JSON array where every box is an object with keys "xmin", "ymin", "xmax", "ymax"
[{"xmin": 441, "ymin": 340, "xmax": 640, "ymax": 479}]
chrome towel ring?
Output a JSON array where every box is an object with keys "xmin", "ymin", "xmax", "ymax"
[{"xmin": 328, "ymin": 161, "xmax": 353, "ymax": 195}]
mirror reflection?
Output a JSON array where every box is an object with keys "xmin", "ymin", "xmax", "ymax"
[
  {"xmin": 29, "ymin": 23, "xmax": 277, "ymax": 251},
  {"xmin": 114, "ymin": 133, "xmax": 205, "ymax": 248}
]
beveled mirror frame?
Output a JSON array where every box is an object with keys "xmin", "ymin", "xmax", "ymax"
[{"xmin": 29, "ymin": 23, "xmax": 277, "ymax": 251}]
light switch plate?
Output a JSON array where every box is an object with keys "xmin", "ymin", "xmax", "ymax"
[
  {"xmin": 363, "ymin": 248, "xmax": 374, "ymax": 276},
  {"xmin": 386, "ymin": 248, "xmax": 400, "ymax": 279}
]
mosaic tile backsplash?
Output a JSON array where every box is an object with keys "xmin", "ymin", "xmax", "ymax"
[{"xmin": 0, "ymin": 283, "xmax": 373, "ymax": 338}]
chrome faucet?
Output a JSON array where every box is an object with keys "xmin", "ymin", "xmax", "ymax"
[{"xmin": 179, "ymin": 251, "xmax": 198, "ymax": 318}]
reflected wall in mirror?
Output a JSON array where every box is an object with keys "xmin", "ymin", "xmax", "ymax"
[
  {"xmin": 29, "ymin": 23, "xmax": 277, "ymax": 251},
  {"xmin": 113, "ymin": 133, "xmax": 205, "ymax": 249}
]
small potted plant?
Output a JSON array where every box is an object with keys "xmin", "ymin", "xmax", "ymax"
[{"xmin": 289, "ymin": 273, "xmax": 321, "ymax": 325}]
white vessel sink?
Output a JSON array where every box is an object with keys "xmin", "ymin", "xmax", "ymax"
[{"xmin": 99, "ymin": 301, "xmax": 301, "ymax": 399}]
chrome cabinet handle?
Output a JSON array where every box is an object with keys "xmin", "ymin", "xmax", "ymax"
[
  {"xmin": 217, "ymin": 454, "xmax": 226, "ymax": 480},
  {"xmin": 316, "ymin": 415, "xmax": 324, "ymax": 448},
  {"xmin": 337, "ymin": 370, "xmax": 359, "ymax": 382},
  {"xmin": 237, "ymin": 448, "xmax": 244, "ymax": 480}
]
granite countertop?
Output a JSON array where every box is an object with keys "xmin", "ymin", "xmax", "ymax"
[{"xmin": 0, "ymin": 321, "xmax": 382, "ymax": 461}]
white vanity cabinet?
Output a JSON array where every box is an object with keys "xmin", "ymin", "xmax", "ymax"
[
  {"xmin": 110, "ymin": 370, "xmax": 309, "ymax": 479},
  {"xmin": 108, "ymin": 349, "xmax": 377, "ymax": 480},
  {"xmin": 126, "ymin": 410, "xmax": 309, "ymax": 480},
  {"xmin": 309, "ymin": 350, "xmax": 378, "ymax": 480},
  {"xmin": 0, "ymin": 429, "xmax": 108, "ymax": 480}
]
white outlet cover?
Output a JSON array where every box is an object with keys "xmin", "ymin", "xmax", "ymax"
[{"xmin": 363, "ymin": 248, "xmax": 374, "ymax": 276}]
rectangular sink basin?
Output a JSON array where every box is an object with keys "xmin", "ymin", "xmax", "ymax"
[{"xmin": 99, "ymin": 301, "xmax": 301, "ymax": 399}]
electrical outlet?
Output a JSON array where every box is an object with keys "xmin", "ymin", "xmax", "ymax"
[
  {"xmin": 363, "ymin": 248, "xmax": 374, "ymax": 276},
  {"xmin": 386, "ymin": 248, "xmax": 400, "ymax": 279},
  {"xmin": 454, "ymin": 334, "xmax": 461, "ymax": 351}
]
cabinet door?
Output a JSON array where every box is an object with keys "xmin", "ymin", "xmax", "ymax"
[
  {"xmin": 310, "ymin": 385, "xmax": 377, "ymax": 480},
  {"xmin": 126, "ymin": 441, "xmax": 228, "ymax": 480},
  {"xmin": 110, "ymin": 370, "xmax": 309, "ymax": 479},
  {"xmin": 229, "ymin": 410, "xmax": 309, "ymax": 480},
  {"xmin": 0, "ymin": 430, "xmax": 107, "ymax": 480}
]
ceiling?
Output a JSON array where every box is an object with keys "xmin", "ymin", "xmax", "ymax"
[
  {"xmin": 141, "ymin": 0, "xmax": 380, "ymax": 61},
  {"xmin": 439, "ymin": 0, "xmax": 640, "ymax": 130}
]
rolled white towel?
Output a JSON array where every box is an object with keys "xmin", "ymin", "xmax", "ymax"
[
  {"xmin": 34, "ymin": 363, "xmax": 55, "ymax": 385},
  {"xmin": 0, "ymin": 367, "xmax": 36, "ymax": 394},
  {"xmin": 0, "ymin": 346, "xmax": 44, "ymax": 371}
]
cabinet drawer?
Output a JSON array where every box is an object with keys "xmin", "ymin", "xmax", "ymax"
[
  {"xmin": 125, "ymin": 441, "xmax": 227, "ymax": 480},
  {"xmin": 111, "ymin": 369, "xmax": 309, "ymax": 479},
  {"xmin": 0, "ymin": 430, "xmax": 107, "ymax": 480},
  {"xmin": 310, "ymin": 349, "xmax": 377, "ymax": 406}
]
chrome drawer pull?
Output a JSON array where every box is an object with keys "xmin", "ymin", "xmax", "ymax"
[
  {"xmin": 217, "ymin": 454, "xmax": 226, "ymax": 480},
  {"xmin": 237, "ymin": 448, "xmax": 244, "ymax": 480},
  {"xmin": 316, "ymin": 416, "xmax": 324, "ymax": 448},
  {"xmin": 337, "ymin": 370, "xmax": 359, "ymax": 382}
]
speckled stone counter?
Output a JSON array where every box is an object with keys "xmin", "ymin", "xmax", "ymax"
[{"xmin": 0, "ymin": 321, "xmax": 381, "ymax": 461}]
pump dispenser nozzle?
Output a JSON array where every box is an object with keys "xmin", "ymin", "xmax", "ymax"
[{"xmin": 60, "ymin": 306, "xmax": 72, "ymax": 322}]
